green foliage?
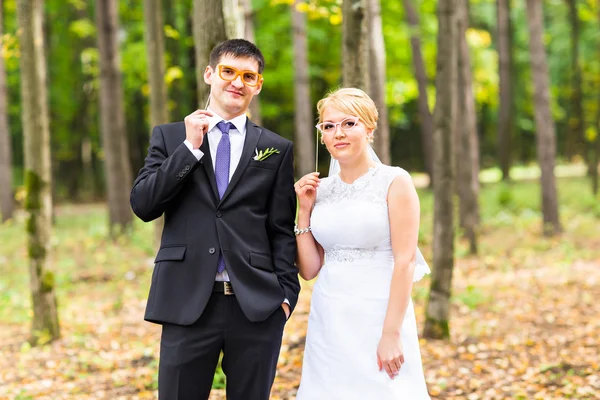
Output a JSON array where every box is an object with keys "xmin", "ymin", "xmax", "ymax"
[
  {"xmin": 496, "ymin": 183, "xmax": 514, "ymax": 209},
  {"xmin": 13, "ymin": 393, "xmax": 35, "ymax": 400},
  {"xmin": 213, "ymin": 358, "xmax": 226, "ymax": 389},
  {"xmin": 69, "ymin": 18, "xmax": 96, "ymax": 39},
  {"xmin": 453, "ymin": 285, "xmax": 491, "ymax": 310},
  {"xmin": 2, "ymin": 0, "xmax": 600, "ymax": 200}
]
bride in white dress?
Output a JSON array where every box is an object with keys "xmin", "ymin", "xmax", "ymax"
[{"xmin": 294, "ymin": 88, "xmax": 431, "ymax": 399}]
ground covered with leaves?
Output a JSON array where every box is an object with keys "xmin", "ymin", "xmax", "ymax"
[{"xmin": 1, "ymin": 175, "xmax": 599, "ymax": 399}]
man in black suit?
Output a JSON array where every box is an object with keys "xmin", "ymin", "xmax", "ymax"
[{"xmin": 130, "ymin": 39, "xmax": 300, "ymax": 400}]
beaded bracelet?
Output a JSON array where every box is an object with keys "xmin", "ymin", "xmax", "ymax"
[{"xmin": 294, "ymin": 225, "xmax": 311, "ymax": 236}]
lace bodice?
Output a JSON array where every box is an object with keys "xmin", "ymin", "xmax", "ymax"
[{"xmin": 310, "ymin": 164, "xmax": 430, "ymax": 281}]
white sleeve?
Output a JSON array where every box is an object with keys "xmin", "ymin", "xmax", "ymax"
[{"xmin": 183, "ymin": 139, "xmax": 204, "ymax": 161}]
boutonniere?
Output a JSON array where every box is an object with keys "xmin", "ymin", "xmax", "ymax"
[{"xmin": 253, "ymin": 147, "xmax": 280, "ymax": 161}]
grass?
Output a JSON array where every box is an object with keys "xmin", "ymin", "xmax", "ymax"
[{"xmin": 0, "ymin": 206, "xmax": 156, "ymax": 325}]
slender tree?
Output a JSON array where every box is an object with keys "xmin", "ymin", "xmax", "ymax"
[
  {"xmin": 241, "ymin": 0, "xmax": 262, "ymax": 124},
  {"xmin": 292, "ymin": 1, "xmax": 314, "ymax": 177},
  {"xmin": 223, "ymin": 0, "xmax": 244, "ymax": 39},
  {"xmin": 565, "ymin": 0, "xmax": 584, "ymax": 161},
  {"xmin": 0, "ymin": 0, "xmax": 14, "ymax": 222},
  {"xmin": 594, "ymin": 110, "xmax": 599, "ymax": 194},
  {"xmin": 456, "ymin": 0, "xmax": 479, "ymax": 254},
  {"xmin": 594, "ymin": 108, "xmax": 600, "ymax": 194},
  {"xmin": 342, "ymin": 0, "xmax": 368, "ymax": 89},
  {"xmin": 193, "ymin": 0, "xmax": 227, "ymax": 108},
  {"xmin": 423, "ymin": 0, "xmax": 457, "ymax": 340},
  {"xmin": 593, "ymin": 7, "xmax": 600, "ymax": 195},
  {"xmin": 525, "ymin": 0, "xmax": 562, "ymax": 235},
  {"xmin": 168, "ymin": 0, "xmax": 195, "ymax": 119},
  {"xmin": 402, "ymin": 0, "xmax": 434, "ymax": 186},
  {"xmin": 17, "ymin": 0, "xmax": 60, "ymax": 344},
  {"xmin": 144, "ymin": 0, "xmax": 169, "ymax": 130},
  {"xmin": 364, "ymin": 0, "xmax": 390, "ymax": 164},
  {"xmin": 497, "ymin": 0, "xmax": 513, "ymax": 181},
  {"xmin": 143, "ymin": 0, "xmax": 169, "ymax": 243},
  {"xmin": 96, "ymin": 0, "xmax": 133, "ymax": 234}
]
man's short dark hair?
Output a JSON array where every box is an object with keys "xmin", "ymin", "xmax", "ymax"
[{"xmin": 209, "ymin": 39, "xmax": 265, "ymax": 74}]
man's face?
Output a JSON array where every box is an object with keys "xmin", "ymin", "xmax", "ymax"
[{"xmin": 204, "ymin": 55, "xmax": 263, "ymax": 119}]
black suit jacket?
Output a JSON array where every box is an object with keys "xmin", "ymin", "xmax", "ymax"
[{"xmin": 130, "ymin": 120, "xmax": 300, "ymax": 325}]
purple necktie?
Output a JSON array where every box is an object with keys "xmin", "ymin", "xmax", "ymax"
[{"xmin": 215, "ymin": 121, "xmax": 233, "ymax": 274}]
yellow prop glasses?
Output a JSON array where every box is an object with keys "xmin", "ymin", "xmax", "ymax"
[{"xmin": 217, "ymin": 65, "xmax": 262, "ymax": 87}]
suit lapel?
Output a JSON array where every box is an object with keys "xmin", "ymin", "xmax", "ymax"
[
  {"xmin": 198, "ymin": 138, "xmax": 219, "ymax": 203},
  {"xmin": 219, "ymin": 120, "xmax": 262, "ymax": 205}
]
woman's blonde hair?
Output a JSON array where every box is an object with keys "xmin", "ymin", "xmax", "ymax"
[{"xmin": 316, "ymin": 88, "xmax": 378, "ymax": 131}]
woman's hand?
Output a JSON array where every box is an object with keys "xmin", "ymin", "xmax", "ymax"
[
  {"xmin": 294, "ymin": 172, "xmax": 320, "ymax": 212},
  {"xmin": 377, "ymin": 331, "xmax": 404, "ymax": 380}
]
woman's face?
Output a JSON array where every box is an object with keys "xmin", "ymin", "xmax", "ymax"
[{"xmin": 320, "ymin": 107, "xmax": 373, "ymax": 164}]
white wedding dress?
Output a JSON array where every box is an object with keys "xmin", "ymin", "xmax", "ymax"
[{"xmin": 296, "ymin": 164, "xmax": 431, "ymax": 400}]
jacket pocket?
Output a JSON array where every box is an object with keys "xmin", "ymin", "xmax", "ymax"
[
  {"xmin": 249, "ymin": 251, "xmax": 274, "ymax": 272},
  {"xmin": 248, "ymin": 161, "xmax": 277, "ymax": 170},
  {"xmin": 155, "ymin": 245, "xmax": 187, "ymax": 263}
]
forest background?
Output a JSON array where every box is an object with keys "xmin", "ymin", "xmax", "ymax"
[{"xmin": 0, "ymin": 0, "xmax": 599, "ymax": 398}]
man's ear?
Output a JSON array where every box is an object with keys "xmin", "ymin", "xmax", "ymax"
[
  {"xmin": 204, "ymin": 65, "xmax": 213, "ymax": 85},
  {"xmin": 254, "ymin": 78, "xmax": 264, "ymax": 94}
]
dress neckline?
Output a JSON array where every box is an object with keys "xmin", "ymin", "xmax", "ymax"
[{"xmin": 337, "ymin": 164, "xmax": 381, "ymax": 186}]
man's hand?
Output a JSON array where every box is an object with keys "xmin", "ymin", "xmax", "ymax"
[
  {"xmin": 281, "ymin": 303, "xmax": 290, "ymax": 320},
  {"xmin": 184, "ymin": 109, "xmax": 214, "ymax": 149}
]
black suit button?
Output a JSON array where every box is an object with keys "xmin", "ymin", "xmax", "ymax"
[
  {"xmin": 178, "ymin": 172, "xmax": 184, "ymax": 177},
  {"xmin": 185, "ymin": 165, "xmax": 191, "ymax": 171},
  {"xmin": 209, "ymin": 247, "xmax": 216, "ymax": 254},
  {"xmin": 216, "ymin": 211, "xmax": 222, "ymax": 218}
]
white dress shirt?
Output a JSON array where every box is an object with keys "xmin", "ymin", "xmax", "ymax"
[
  {"xmin": 184, "ymin": 109, "xmax": 247, "ymax": 282},
  {"xmin": 183, "ymin": 109, "xmax": 247, "ymax": 179}
]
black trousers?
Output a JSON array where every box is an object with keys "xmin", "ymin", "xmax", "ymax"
[{"xmin": 158, "ymin": 292, "xmax": 287, "ymax": 400}]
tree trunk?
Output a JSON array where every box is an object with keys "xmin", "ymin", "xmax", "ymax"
[
  {"xmin": 595, "ymin": 7, "xmax": 600, "ymax": 196},
  {"xmin": 144, "ymin": 0, "xmax": 169, "ymax": 129},
  {"xmin": 144, "ymin": 0, "xmax": 169, "ymax": 245},
  {"xmin": 365, "ymin": 0, "xmax": 390, "ymax": 164},
  {"xmin": 17, "ymin": 0, "xmax": 60, "ymax": 345},
  {"xmin": 169, "ymin": 0, "xmax": 194, "ymax": 119},
  {"xmin": 497, "ymin": 0, "xmax": 513, "ymax": 181},
  {"xmin": 456, "ymin": 0, "xmax": 479, "ymax": 254},
  {"xmin": 96, "ymin": 0, "xmax": 133, "ymax": 234},
  {"xmin": 525, "ymin": 0, "xmax": 562, "ymax": 235},
  {"xmin": 423, "ymin": 0, "xmax": 457, "ymax": 341},
  {"xmin": 0, "ymin": 0, "xmax": 14, "ymax": 222},
  {"xmin": 81, "ymin": 135, "xmax": 95, "ymax": 199},
  {"xmin": 402, "ymin": 0, "xmax": 434, "ymax": 186},
  {"xmin": 564, "ymin": 0, "xmax": 584, "ymax": 161},
  {"xmin": 223, "ymin": 0, "xmax": 244, "ymax": 39},
  {"xmin": 193, "ymin": 0, "xmax": 227, "ymax": 108},
  {"xmin": 240, "ymin": 0, "xmax": 262, "ymax": 124},
  {"xmin": 291, "ymin": 1, "xmax": 315, "ymax": 177},
  {"xmin": 594, "ymin": 125, "xmax": 600, "ymax": 196},
  {"xmin": 342, "ymin": 0, "xmax": 368, "ymax": 89},
  {"xmin": 566, "ymin": 0, "xmax": 585, "ymax": 163}
]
